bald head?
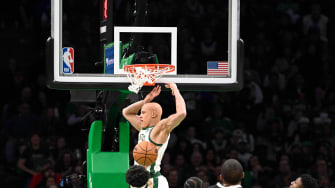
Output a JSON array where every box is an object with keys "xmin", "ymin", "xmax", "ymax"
[
  {"xmin": 140, "ymin": 102, "xmax": 163, "ymax": 127},
  {"xmin": 221, "ymin": 159, "xmax": 244, "ymax": 185},
  {"xmin": 143, "ymin": 103, "xmax": 162, "ymax": 117}
]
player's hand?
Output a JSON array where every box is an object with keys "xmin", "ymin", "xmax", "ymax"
[
  {"xmin": 165, "ymin": 82, "xmax": 178, "ymax": 96},
  {"xmin": 144, "ymin": 85, "xmax": 161, "ymax": 103}
]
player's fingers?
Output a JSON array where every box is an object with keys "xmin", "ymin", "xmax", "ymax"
[
  {"xmin": 164, "ymin": 82, "xmax": 171, "ymax": 88},
  {"xmin": 156, "ymin": 85, "xmax": 161, "ymax": 92},
  {"xmin": 152, "ymin": 85, "xmax": 158, "ymax": 92}
]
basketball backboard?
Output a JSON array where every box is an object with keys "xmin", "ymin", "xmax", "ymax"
[{"xmin": 47, "ymin": 0, "xmax": 243, "ymax": 92}]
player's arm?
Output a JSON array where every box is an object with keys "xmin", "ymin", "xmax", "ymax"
[
  {"xmin": 122, "ymin": 86, "xmax": 161, "ymax": 131},
  {"xmin": 122, "ymin": 100, "xmax": 144, "ymax": 131},
  {"xmin": 160, "ymin": 83, "xmax": 186, "ymax": 133}
]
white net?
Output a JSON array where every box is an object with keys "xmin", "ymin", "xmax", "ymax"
[{"xmin": 125, "ymin": 65, "xmax": 174, "ymax": 93}]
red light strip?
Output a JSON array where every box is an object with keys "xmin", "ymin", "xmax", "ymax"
[{"xmin": 104, "ymin": 0, "xmax": 108, "ymax": 20}]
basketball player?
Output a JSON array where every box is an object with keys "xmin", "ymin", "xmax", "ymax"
[
  {"xmin": 122, "ymin": 83, "xmax": 187, "ymax": 188},
  {"xmin": 209, "ymin": 159, "xmax": 244, "ymax": 188},
  {"xmin": 289, "ymin": 174, "xmax": 318, "ymax": 188}
]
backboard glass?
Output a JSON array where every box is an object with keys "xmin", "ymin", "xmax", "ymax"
[{"xmin": 47, "ymin": 0, "xmax": 243, "ymax": 92}]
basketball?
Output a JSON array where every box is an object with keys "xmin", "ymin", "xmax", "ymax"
[{"xmin": 133, "ymin": 141, "xmax": 158, "ymax": 166}]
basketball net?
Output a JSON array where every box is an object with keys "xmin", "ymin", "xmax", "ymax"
[{"xmin": 124, "ymin": 64, "xmax": 175, "ymax": 94}]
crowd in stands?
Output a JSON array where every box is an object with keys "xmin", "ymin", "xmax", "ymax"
[{"xmin": 0, "ymin": 0, "xmax": 334, "ymax": 188}]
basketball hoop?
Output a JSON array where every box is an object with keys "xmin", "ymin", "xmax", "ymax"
[{"xmin": 124, "ymin": 64, "xmax": 175, "ymax": 93}]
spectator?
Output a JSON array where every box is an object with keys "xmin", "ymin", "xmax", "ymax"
[
  {"xmin": 188, "ymin": 151, "xmax": 204, "ymax": 176},
  {"xmin": 313, "ymin": 158, "xmax": 333, "ymax": 181},
  {"xmin": 17, "ymin": 132, "xmax": 50, "ymax": 188},
  {"xmin": 200, "ymin": 28, "xmax": 217, "ymax": 60},
  {"xmin": 4, "ymin": 102, "xmax": 41, "ymax": 139},
  {"xmin": 55, "ymin": 150, "xmax": 77, "ymax": 178},
  {"xmin": 273, "ymin": 158, "xmax": 296, "ymax": 188},
  {"xmin": 237, "ymin": 138, "xmax": 253, "ymax": 168},
  {"xmin": 209, "ymin": 128, "xmax": 228, "ymax": 155},
  {"xmin": 186, "ymin": 126, "xmax": 206, "ymax": 149},
  {"xmin": 29, "ymin": 160, "xmax": 61, "ymax": 188},
  {"xmin": 174, "ymin": 153, "xmax": 192, "ymax": 184},
  {"xmin": 204, "ymin": 148, "xmax": 219, "ymax": 174},
  {"xmin": 48, "ymin": 135, "xmax": 68, "ymax": 162},
  {"xmin": 197, "ymin": 169, "xmax": 210, "ymax": 187},
  {"xmin": 167, "ymin": 168, "xmax": 182, "ymax": 188},
  {"xmin": 244, "ymin": 155, "xmax": 265, "ymax": 187},
  {"xmin": 302, "ymin": 3, "xmax": 329, "ymax": 42}
]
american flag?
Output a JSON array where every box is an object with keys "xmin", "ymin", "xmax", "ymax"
[{"xmin": 207, "ymin": 61, "xmax": 229, "ymax": 75}]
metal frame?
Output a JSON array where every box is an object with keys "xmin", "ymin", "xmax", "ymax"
[
  {"xmin": 114, "ymin": 26, "xmax": 177, "ymax": 75},
  {"xmin": 47, "ymin": 0, "xmax": 243, "ymax": 91}
]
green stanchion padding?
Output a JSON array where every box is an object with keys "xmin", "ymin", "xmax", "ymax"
[
  {"xmin": 87, "ymin": 120, "xmax": 130, "ymax": 188},
  {"xmin": 120, "ymin": 53, "xmax": 135, "ymax": 69}
]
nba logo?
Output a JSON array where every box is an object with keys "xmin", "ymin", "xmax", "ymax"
[{"xmin": 62, "ymin": 47, "xmax": 74, "ymax": 74}]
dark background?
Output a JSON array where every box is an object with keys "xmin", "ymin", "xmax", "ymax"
[{"xmin": 0, "ymin": 0, "xmax": 334, "ymax": 188}]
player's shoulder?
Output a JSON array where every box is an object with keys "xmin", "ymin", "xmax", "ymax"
[
  {"xmin": 151, "ymin": 119, "xmax": 172, "ymax": 135},
  {"xmin": 155, "ymin": 118, "xmax": 169, "ymax": 129}
]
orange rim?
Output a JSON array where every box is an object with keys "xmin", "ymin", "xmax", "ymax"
[{"xmin": 124, "ymin": 64, "xmax": 175, "ymax": 73}]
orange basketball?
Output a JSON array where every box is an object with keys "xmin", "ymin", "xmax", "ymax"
[{"xmin": 133, "ymin": 141, "xmax": 158, "ymax": 166}]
